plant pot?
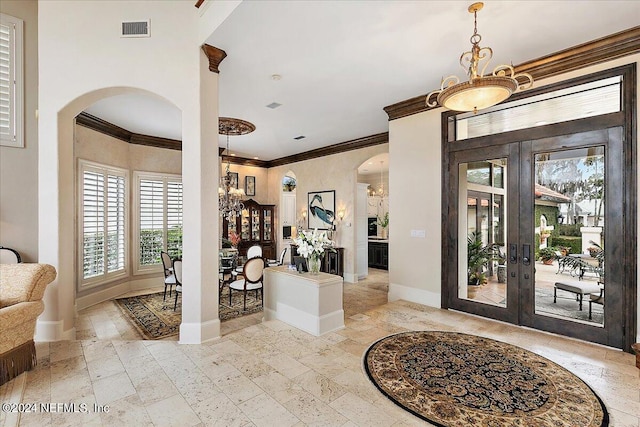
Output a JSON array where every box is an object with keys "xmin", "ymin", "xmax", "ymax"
[
  {"xmin": 542, "ymin": 259, "xmax": 554, "ymax": 265},
  {"xmin": 497, "ymin": 265, "xmax": 507, "ymax": 283},
  {"xmin": 380, "ymin": 228, "xmax": 388, "ymax": 239},
  {"xmin": 468, "ymin": 284, "xmax": 481, "ymax": 298}
]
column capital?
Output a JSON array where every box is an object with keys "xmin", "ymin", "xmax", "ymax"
[{"xmin": 202, "ymin": 44, "xmax": 227, "ymax": 74}]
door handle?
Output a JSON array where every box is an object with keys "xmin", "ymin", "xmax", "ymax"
[
  {"xmin": 509, "ymin": 244, "xmax": 518, "ymax": 264},
  {"xmin": 522, "ymin": 244, "xmax": 531, "ymax": 266}
]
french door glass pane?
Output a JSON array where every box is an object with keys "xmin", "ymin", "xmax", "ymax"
[
  {"xmin": 459, "ymin": 159, "xmax": 507, "ymax": 307},
  {"xmin": 533, "ymin": 147, "xmax": 605, "ymax": 326}
]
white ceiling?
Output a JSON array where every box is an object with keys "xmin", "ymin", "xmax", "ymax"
[{"xmin": 83, "ymin": 1, "xmax": 640, "ymax": 161}]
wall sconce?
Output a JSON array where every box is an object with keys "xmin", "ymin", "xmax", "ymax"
[
  {"xmin": 301, "ymin": 209, "xmax": 307, "ymax": 220},
  {"xmin": 337, "ymin": 209, "xmax": 345, "ymax": 222}
]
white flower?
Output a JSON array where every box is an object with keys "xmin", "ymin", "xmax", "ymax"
[{"xmin": 293, "ymin": 228, "xmax": 331, "ymax": 258}]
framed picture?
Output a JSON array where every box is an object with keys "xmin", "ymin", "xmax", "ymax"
[
  {"xmin": 308, "ymin": 190, "xmax": 335, "ymax": 230},
  {"xmin": 245, "ymin": 176, "xmax": 256, "ymax": 196},
  {"xmin": 229, "ymin": 172, "xmax": 239, "ymax": 189}
]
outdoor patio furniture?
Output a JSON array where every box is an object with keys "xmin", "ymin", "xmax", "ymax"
[{"xmin": 554, "ymin": 281, "xmax": 602, "ymax": 311}]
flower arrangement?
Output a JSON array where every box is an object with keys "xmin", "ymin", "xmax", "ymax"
[
  {"xmin": 228, "ymin": 230, "xmax": 241, "ymax": 248},
  {"xmin": 293, "ymin": 228, "xmax": 332, "ymax": 258}
]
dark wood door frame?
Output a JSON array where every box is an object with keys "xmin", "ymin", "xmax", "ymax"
[{"xmin": 441, "ymin": 64, "xmax": 637, "ymax": 352}]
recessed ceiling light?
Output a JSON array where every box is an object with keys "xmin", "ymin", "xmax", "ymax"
[
  {"xmin": 271, "ymin": 74, "xmax": 282, "ymax": 80},
  {"xmin": 266, "ymin": 102, "xmax": 282, "ymax": 109},
  {"xmin": 293, "ymin": 135, "xmax": 305, "ymax": 140}
]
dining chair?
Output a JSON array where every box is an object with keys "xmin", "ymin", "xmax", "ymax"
[
  {"xmin": 268, "ymin": 247, "xmax": 288, "ymax": 267},
  {"xmin": 246, "ymin": 245, "xmax": 262, "ymax": 259},
  {"xmin": 0, "ymin": 246, "xmax": 22, "ymax": 264},
  {"xmin": 172, "ymin": 259, "xmax": 183, "ymax": 311},
  {"xmin": 228, "ymin": 256, "xmax": 264, "ymax": 311},
  {"xmin": 161, "ymin": 251, "xmax": 176, "ymax": 301},
  {"xmin": 235, "ymin": 245, "xmax": 263, "ymax": 276}
]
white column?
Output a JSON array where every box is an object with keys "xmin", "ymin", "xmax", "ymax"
[{"xmin": 179, "ymin": 49, "xmax": 221, "ymax": 344}]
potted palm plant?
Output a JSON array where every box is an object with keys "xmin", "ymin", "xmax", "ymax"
[{"xmin": 467, "ymin": 232, "xmax": 499, "ymax": 296}]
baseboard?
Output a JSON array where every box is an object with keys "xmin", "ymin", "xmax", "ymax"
[
  {"xmin": 388, "ymin": 282, "xmax": 441, "ymax": 308},
  {"xmin": 179, "ymin": 318, "xmax": 221, "ymax": 344},
  {"xmin": 75, "ymin": 277, "xmax": 161, "ymax": 310},
  {"xmin": 266, "ymin": 303, "xmax": 344, "ymax": 336},
  {"xmin": 34, "ymin": 320, "xmax": 63, "ymax": 342},
  {"xmin": 343, "ymin": 272, "xmax": 357, "ymax": 283}
]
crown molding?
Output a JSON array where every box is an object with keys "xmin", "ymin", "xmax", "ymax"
[
  {"xmin": 76, "ymin": 112, "xmax": 131, "ymax": 142},
  {"xmin": 202, "ymin": 44, "xmax": 227, "ymax": 73},
  {"xmin": 384, "ymin": 26, "xmax": 640, "ymax": 121},
  {"xmin": 77, "ymin": 112, "xmax": 385, "ymax": 166},
  {"xmin": 76, "ymin": 112, "xmax": 181, "ymax": 151},
  {"xmin": 221, "ymin": 156, "xmax": 270, "ymax": 168},
  {"xmin": 268, "ymin": 132, "xmax": 389, "ymax": 167}
]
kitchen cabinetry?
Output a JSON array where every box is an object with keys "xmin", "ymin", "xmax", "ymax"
[
  {"xmin": 223, "ymin": 199, "xmax": 275, "ymax": 260},
  {"xmin": 368, "ymin": 241, "xmax": 388, "ymax": 270},
  {"xmin": 281, "ymin": 193, "xmax": 296, "ymax": 227}
]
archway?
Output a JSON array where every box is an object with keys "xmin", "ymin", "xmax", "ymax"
[
  {"xmin": 38, "ymin": 87, "xmax": 185, "ymax": 342},
  {"xmin": 357, "ymin": 153, "xmax": 389, "ymax": 277}
]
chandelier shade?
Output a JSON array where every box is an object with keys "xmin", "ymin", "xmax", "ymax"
[
  {"xmin": 218, "ymin": 117, "xmax": 255, "ymax": 221},
  {"xmin": 426, "ymin": 2, "xmax": 533, "ymax": 114}
]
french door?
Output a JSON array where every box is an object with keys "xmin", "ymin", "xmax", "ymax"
[{"xmin": 444, "ymin": 127, "xmax": 628, "ymax": 349}]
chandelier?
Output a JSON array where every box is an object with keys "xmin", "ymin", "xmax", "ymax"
[
  {"xmin": 426, "ymin": 2, "xmax": 533, "ymax": 114},
  {"xmin": 218, "ymin": 117, "xmax": 255, "ymax": 220}
]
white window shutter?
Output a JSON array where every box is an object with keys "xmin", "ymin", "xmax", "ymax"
[{"xmin": 0, "ymin": 13, "xmax": 23, "ymax": 148}]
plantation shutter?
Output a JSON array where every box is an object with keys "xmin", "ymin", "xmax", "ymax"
[
  {"xmin": 139, "ymin": 178, "xmax": 164, "ymax": 265},
  {"xmin": 107, "ymin": 174, "xmax": 126, "ymax": 272},
  {"xmin": 82, "ymin": 171, "xmax": 105, "ymax": 279},
  {"xmin": 0, "ymin": 14, "xmax": 22, "ymax": 147},
  {"xmin": 166, "ymin": 181, "xmax": 183, "ymax": 259}
]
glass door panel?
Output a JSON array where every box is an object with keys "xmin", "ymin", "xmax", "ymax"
[
  {"xmin": 263, "ymin": 209, "xmax": 272, "ymax": 241},
  {"xmin": 241, "ymin": 209, "xmax": 250, "ymax": 240},
  {"xmin": 533, "ymin": 147, "xmax": 605, "ymax": 326},
  {"xmin": 251, "ymin": 207, "xmax": 260, "ymax": 240},
  {"xmin": 459, "ymin": 161, "xmax": 507, "ymax": 308}
]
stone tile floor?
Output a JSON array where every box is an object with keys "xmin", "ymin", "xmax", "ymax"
[{"xmin": 1, "ymin": 268, "xmax": 638, "ymax": 426}]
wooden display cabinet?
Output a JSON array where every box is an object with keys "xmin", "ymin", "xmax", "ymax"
[{"xmin": 223, "ymin": 199, "xmax": 275, "ymax": 260}]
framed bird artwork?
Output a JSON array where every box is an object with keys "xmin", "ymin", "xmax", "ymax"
[{"xmin": 308, "ymin": 190, "xmax": 336, "ymax": 230}]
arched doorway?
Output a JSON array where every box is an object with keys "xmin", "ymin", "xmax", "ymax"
[{"xmin": 38, "ymin": 87, "xmax": 184, "ymax": 342}]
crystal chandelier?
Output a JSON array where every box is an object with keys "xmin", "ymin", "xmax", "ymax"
[
  {"xmin": 426, "ymin": 2, "xmax": 533, "ymax": 114},
  {"xmin": 218, "ymin": 117, "xmax": 255, "ymax": 220}
]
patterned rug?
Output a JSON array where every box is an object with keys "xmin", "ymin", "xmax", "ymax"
[
  {"xmin": 364, "ymin": 331, "xmax": 608, "ymax": 427},
  {"xmin": 114, "ymin": 287, "xmax": 263, "ymax": 340}
]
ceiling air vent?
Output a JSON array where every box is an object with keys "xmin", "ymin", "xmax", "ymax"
[
  {"xmin": 121, "ymin": 20, "xmax": 150, "ymax": 38},
  {"xmin": 293, "ymin": 135, "xmax": 306, "ymax": 140},
  {"xmin": 266, "ymin": 102, "xmax": 282, "ymax": 109}
]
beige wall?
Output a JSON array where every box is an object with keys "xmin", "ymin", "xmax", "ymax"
[
  {"xmin": 0, "ymin": 1, "xmax": 38, "ymax": 262},
  {"xmin": 388, "ymin": 53, "xmax": 640, "ymax": 341},
  {"xmin": 224, "ymin": 163, "xmax": 270, "ymax": 205},
  {"xmin": 267, "ymin": 144, "xmax": 389, "ymax": 282}
]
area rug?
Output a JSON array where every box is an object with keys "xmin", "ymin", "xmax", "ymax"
[
  {"xmin": 363, "ymin": 331, "xmax": 608, "ymax": 427},
  {"xmin": 114, "ymin": 288, "xmax": 263, "ymax": 340}
]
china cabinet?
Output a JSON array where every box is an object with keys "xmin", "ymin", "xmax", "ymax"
[{"xmin": 223, "ymin": 199, "xmax": 275, "ymax": 260}]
